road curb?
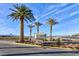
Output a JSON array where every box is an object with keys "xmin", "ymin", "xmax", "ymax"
[
  {"xmin": 11, "ymin": 42, "xmax": 41, "ymax": 47},
  {"xmin": 50, "ymin": 47, "xmax": 74, "ymax": 51}
]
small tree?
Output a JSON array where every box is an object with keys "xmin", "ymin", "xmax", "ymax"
[{"xmin": 56, "ymin": 38, "xmax": 61, "ymax": 47}]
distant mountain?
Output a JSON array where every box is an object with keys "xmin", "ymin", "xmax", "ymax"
[
  {"xmin": 0, "ymin": 34, "xmax": 16, "ymax": 37},
  {"xmin": 72, "ymin": 34, "xmax": 79, "ymax": 36}
]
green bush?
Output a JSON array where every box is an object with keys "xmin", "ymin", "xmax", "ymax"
[
  {"xmin": 56, "ymin": 38, "xmax": 61, "ymax": 47},
  {"xmin": 52, "ymin": 38, "xmax": 56, "ymax": 41}
]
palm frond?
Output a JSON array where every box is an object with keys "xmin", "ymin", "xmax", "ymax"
[
  {"xmin": 13, "ymin": 4, "xmax": 20, "ymax": 11},
  {"xmin": 9, "ymin": 8, "xmax": 17, "ymax": 12},
  {"xmin": 27, "ymin": 24, "xmax": 34, "ymax": 28},
  {"xmin": 8, "ymin": 12, "xmax": 20, "ymax": 21},
  {"xmin": 46, "ymin": 18, "xmax": 58, "ymax": 26},
  {"xmin": 8, "ymin": 4, "xmax": 35, "ymax": 22},
  {"xmin": 35, "ymin": 22, "xmax": 42, "ymax": 26}
]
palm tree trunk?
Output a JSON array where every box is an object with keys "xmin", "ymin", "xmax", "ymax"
[
  {"xmin": 19, "ymin": 16, "xmax": 24, "ymax": 43},
  {"xmin": 50, "ymin": 25, "xmax": 52, "ymax": 41},
  {"xmin": 37, "ymin": 26, "xmax": 39, "ymax": 34},
  {"xmin": 29, "ymin": 28, "xmax": 32, "ymax": 41}
]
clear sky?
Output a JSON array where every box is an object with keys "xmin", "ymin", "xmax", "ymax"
[{"xmin": 0, "ymin": 3, "xmax": 79, "ymax": 36}]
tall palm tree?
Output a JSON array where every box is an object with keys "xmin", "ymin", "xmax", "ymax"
[
  {"xmin": 8, "ymin": 4, "xmax": 35, "ymax": 43},
  {"xmin": 27, "ymin": 24, "xmax": 34, "ymax": 41},
  {"xmin": 46, "ymin": 18, "xmax": 58, "ymax": 41},
  {"xmin": 35, "ymin": 22, "xmax": 42, "ymax": 34}
]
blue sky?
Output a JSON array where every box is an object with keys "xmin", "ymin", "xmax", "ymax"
[{"xmin": 0, "ymin": 3, "xmax": 79, "ymax": 36}]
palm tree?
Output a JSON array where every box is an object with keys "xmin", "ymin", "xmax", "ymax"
[
  {"xmin": 27, "ymin": 24, "xmax": 34, "ymax": 41},
  {"xmin": 35, "ymin": 22, "xmax": 42, "ymax": 34},
  {"xmin": 8, "ymin": 4, "xmax": 35, "ymax": 43},
  {"xmin": 46, "ymin": 18, "xmax": 58, "ymax": 41}
]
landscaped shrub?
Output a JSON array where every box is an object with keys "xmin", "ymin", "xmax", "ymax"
[
  {"xmin": 44, "ymin": 38, "xmax": 48, "ymax": 41},
  {"xmin": 52, "ymin": 38, "xmax": 56, "ymax": 41}
]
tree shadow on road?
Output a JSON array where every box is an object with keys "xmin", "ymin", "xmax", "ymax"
[
  {"xmin": 0, "ymin": 46, "xmax": 37, "ymax": 49},
  {"xmin": 2, "ymin": 50, "xmax": 79, "ymax": 56}
]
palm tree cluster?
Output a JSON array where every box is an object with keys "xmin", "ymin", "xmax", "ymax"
[{"xmin": 8, "ymin": 4, "xmax": 58, "ymax": 43}]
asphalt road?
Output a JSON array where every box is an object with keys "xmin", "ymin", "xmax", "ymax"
[{"xmin": 0, "ymin": 40, "xmax": 79, "ymax": 56}]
